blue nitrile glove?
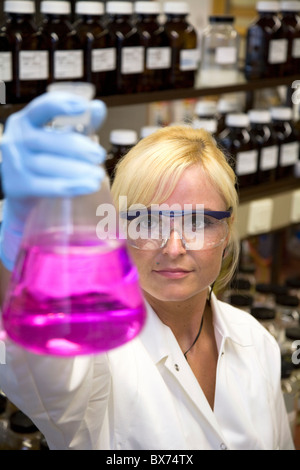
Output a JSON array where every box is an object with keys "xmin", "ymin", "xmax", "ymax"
[{"xmin": 0, "ymin": 92, "xmax": 107, "ymax": 271}]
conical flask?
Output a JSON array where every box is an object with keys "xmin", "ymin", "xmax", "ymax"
[{"xmin": 2, "ymin": 83, "xmax": 146, "ymax": 356}]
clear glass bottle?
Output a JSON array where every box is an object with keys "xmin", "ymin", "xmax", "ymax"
[
  {"xmin": 39, "ymin": 0, "xmax": 83, "ymax": 85},
  {"xmin": 200, "ymin": 16, "xmax": 240, "ymax": 86},
  {"xmin": 280, "ymin": 1, "xmax": 300, "ymax": 76},
  {"xmin": 134, "ymin": 1, "xmax": 171, "ymax": 92},
  {"xmin": 270, "ymin": 106, "xmax": 300, "ymax": 179},
  {"xmin": 218, "ymin": 113, "xmax": 259, "ymax": 188},
  {"xmin": 245, "ymin": 1, "xmax": 288, "ymax": 80},
  {"xmin": 74, "ymin": 1, "xmax": 116, "ymax": 97},
  {"xmin": 105, "ymin": 129, "xmax": 138, "ymax": 181},
  {"xmin": 106, "ymin": 1, "xmax": 144, "ymax": 95},
  {"xmin": 2, "ymin": 83, "xmax": 146, "ymax": 357},
  {"xmin": 248, "ymin": 109, "xmax": 279, "ymax": 184},
  {"xmin": 2, "ymin": 0, "xmax": 48, "ymax": 103},
  {"xmin": 162, "ymin": 1, "xmax": 198, "ymax": 89}
]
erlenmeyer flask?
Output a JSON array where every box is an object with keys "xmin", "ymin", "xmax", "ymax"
[{"xmin": 2, "ymin": 83, "xmax": 146, "ymax": 356}]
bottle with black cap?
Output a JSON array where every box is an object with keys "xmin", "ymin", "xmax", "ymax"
[
  {"xmin": 200, "ymin": 15, "xmax": 240, "ymax": 86},
  {"xmin": 280, "ymin": 1, "xmax": 300, "ymax": 76},
  {"xmin": 105, "ymin": 129, "xmax": 138, "ymax": 182}
]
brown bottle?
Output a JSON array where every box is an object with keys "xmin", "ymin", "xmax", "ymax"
[
  {"xmin": 270, "ymin": 106, "xmax": 300, "ymax": 179},
  {"xmin": 74, "ymin": 1, "xmax": 116, "ymax": 97},
  {"xmin": 245, "ymin": 1, "xmax": 288, "ymax": 80},
  {"xmin": 248, "ymin": 109, "xmax": 279, "ymax": 184},
  {"xmin": 106, "ymin": 1, "xmax": 144, "ymax": 95},
  {"xmin": 40, "ymin": 0, "xmax": 83, "ymax": 85},
  {"xmin": 280, "ymin": 1, "xmax": 300, "ymax": 76},
  {"xmin": 105, "ymin": 129, "xmax": 138, "ymax": 182},
  {"xmin": 218, "ymin": 113, "xmax": 259, "ymax": 189},
  {"xmin": 134, "ymin": 1, "xmax": 171, "ymax": 92},
  {"xmin": 2, "ymin": 0, "xmax": 48, "ymax": 103},
  {"xmin": 162, "ymin": 1, "xmax": 198, "ymax": 89}
]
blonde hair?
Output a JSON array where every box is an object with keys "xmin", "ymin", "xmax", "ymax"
[{"xmin": 111, "ymin": 125, "xmax": 240, "ymax": 293}]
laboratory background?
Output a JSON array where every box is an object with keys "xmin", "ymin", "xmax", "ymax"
[{"xmin": 0, "ymin": 0, "xmax": 300, "ymax": 450}]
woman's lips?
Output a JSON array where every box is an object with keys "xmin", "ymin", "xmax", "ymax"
[{"xmin": 153, "ymin": 269, "xmax": 192, "ymax": 279}]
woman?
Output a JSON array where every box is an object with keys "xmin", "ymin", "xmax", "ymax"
[{"xmin": 0, "ymin": 93, "xmax": 294, "ymax": 450}]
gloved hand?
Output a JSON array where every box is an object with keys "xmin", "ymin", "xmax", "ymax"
[{"xmin": 0, "ymin": 91, "xmax": 107, "ymax": 271}]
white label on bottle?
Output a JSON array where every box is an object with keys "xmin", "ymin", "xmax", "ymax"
[
  {"xmin": 180, "ymin": 49, "xmax": 199, "ymax": 71},
  {"xmin": 19, "ymin": 51, "xmax": 48, "ymax": 80},
  {"xmin": 0, "ymin": 52, "xmax": 12, "ymax": 82},
  {"xmin": 268, "ymin": 39, "xmax": 288, "ymax": 64},
  {"xmin": 260, "ymin": 145, "xmax": 278, "ymax": 171},
  {"xmin": 236, "ymin": 150, "xmax": 258, "ymax": 176},
  {"xmin": 146, "ymin": 47, "xmax": 171, "ymax": 70},
  {"xmin": 121, "ymin": 46, "xmax": 144, "ymax": 74},
  {"xmin": 280, "ymin": 142, "xmax": 299, "ymax": 167},
  {"xmin": 215, "ymin": 47, "xmax": 237, "ymax": 65},
  {"xmin": 292, "ymin": 38, "xmax": 300, "ymax": 59},
  {"xmin": 54, "ymin": 50, "xmax": 83, "ymax": 79},
  {"xmin": 92, "ymin": 48, "xmax": 116, "ymax": 72}
]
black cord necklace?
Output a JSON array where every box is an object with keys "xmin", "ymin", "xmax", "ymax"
[
  {"xmin": 183, "ymin": 315, "xmax": 204, "ymax": 360},
  {"xmin": 183, "ymin": 284, "xmax": 214, "ymax": 361}
]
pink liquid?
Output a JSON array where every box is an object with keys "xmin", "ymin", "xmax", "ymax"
[{"xmin": 3, "ymin": 230, "xmax": 146, "ymax": 356}]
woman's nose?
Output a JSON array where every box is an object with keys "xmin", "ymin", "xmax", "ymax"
[{"xmin": 161, "ymin": 229, "xmax": 187, "ymax": 257}]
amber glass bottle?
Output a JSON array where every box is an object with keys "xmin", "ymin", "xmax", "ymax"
[
  {"xmin": 2, "ymin": 0, "xmax": 48, "ymax": 103},
  {"xmin": 280, "ymin": 1, "xmax": 300, "ymax": 76},
  {"xmin": 74, "ymin": 1, "xmax": 116, "ymax": 96},
  {"xmin": 105, "ymin": 129, "xmax": 138, "ymax": 181},
  {"xmin": 270, "ymin": 107, "xmax": 300, "ymax": 179},
  {"xmin": 162, "ymin": 1, "xmax": 198, "ymax": 89},
  {"xmin": 39, "ymin": 0, "xmax": 83, "ymax": 85},
  {"xmin": 248, "ymin": 109, "xmax": 279, "ymax": 184},
  {"xmin": 245, "ymin": 1, "xmax": 288, "ymax": 79},
  {"xmin": 218, "ymin": 113, "xmax": 259, "ymax": 189},
  {"xmin": 106, "ymin": 1, "xmax": 144, "ymax": 95},
  {"xmin": 134, "ymin": 1, "xmax": 171, "ymax": 92}
]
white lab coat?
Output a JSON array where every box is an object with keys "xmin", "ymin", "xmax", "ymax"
[{"xmin": 0, "ymin": 294, "xmax": 295, "ymax": 450}]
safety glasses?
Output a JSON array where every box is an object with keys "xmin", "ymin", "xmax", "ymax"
[{"xmin": 119, "ymin": 208, "xmax": 232, "ymax": 251}]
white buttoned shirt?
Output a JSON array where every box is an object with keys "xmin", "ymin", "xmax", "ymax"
[{"xmin": 0, "ymin": 294, "xmax": 295, "ymax": 450}]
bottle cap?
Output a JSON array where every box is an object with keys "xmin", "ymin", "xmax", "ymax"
[
  {"xmin": 110, "ymin": 129, "xmax": 138, "ymax": 146},
  {"xmin": 193, "ymin": 119, "xmax": 218, "ymax": 134},
  {"xmin": 270, "ymin": 106, "xmax": 293, "ymax": 121},
  {"xmin": 4, "ymin": 0, "xmax": 35, "ymax": 13},
  {"xmin": 248, "ymin": 109, "xmax": 271, "ymax": 123},
  {"xmin": 134, "ymin": 1, "xmax": 161, "ymax": 14},
  {"xmin": 41, "ymin": 1, "xmax": 71, "ymax": 14},
  {"xmin": 140, "ymin": 126, "xmax": 161, "ymax": 138},
  {"xmin": 194, "ymin": 100, "xmax": 217, "ymax": 117},
  {"xmin": 280, "ymin": 1, "xmax": 300, "ymax": 11},
  {"xmin": 217, "ymin": 98, "xmax": 241, "ymax": 114},
  {"xmin": 251, "ymin": 306, "xmax": 276, "ymax": 320},
  {"xmin": 256, "ymin": 1, "xmax": 280, "ymax": 11},
  {"xmin": 106, "ymin": 1, "xmax": 133, "ymax": 15},
  {"xmin": 163, "ymin": 2, "xmax": 189, "ymax": 15},
  {"xmin": 10, "ymin": 411, "xmax": 39, "ymax": 434},
  {"xmin": 75, "ymin": 1, "xmax": 105, "ymax": 15},
  {"xmin": 226, "ymin": 113, "xmax": 250, "ymax": 127}
]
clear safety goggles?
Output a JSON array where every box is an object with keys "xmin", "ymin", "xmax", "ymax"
[{"xmin": 119, "ymin": 208, "xmax": 232, "ymax": 251}]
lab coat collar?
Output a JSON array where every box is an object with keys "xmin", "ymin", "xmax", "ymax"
[{"xmin": 140, "ymin": 292, "xmax": 253, "ymax": 366}]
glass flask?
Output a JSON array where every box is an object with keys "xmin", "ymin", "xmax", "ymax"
[{"xmin": 2, "ymin": 82, "xmax": 146, "ymax": 357}]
